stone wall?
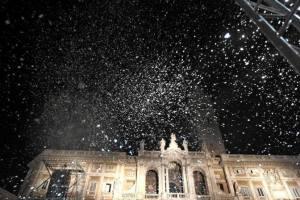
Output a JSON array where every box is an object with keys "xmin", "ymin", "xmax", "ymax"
[{"xmin": 18, "ymin": 136, "xmax": 300, "ymax": 200}]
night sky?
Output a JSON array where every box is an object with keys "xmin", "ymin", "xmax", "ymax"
[{"xmin": 1, "ymin": 0, "xmax": 300, "ymax": 194}]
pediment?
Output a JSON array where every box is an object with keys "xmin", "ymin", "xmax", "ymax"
[
  {"xmin": 161, "ymin": 148, "xmax": 187, "ymax": 158},
  {"xmin": 159, "ymin": 133, "xmax": 188, "ymax": 158}
]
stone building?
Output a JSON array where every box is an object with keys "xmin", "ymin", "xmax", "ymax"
[{"xmin": 18, "ymin": 132, "xmax": 300, "ymax": 200}]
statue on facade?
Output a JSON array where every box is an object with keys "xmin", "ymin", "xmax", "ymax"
[
  {"xmin": 140, "ymin": 140, "xmax": 145, "ymax": 151},
  {"xmin": 160, "ymin": 138, "xmax": 166, "ymax": 152},
  {"xmin": 183, "ymin": 138, "xmax": 188, "ymax": 152},
  {"xmin": 201, "ymin": 141, "xmax": 208, "ymax": 152},
  {"xmin": 168, "ymin": 133, "xmax": 179, "ymax": 149}
]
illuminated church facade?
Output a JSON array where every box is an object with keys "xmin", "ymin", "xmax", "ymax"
[{"xmin": 18, "ymin": 130, "xmax": 300, "ymax": 200}]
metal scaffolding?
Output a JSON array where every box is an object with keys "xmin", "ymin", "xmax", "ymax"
[
  {"xmin": 235, "ymin": 0, "xmax": 300, "ymax": 73},
  {"xmin": 27, "ymin": 160, "xmax": 85, "ymax": 200}
]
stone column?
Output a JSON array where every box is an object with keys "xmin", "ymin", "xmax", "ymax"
[
  {"xmin": 166, "ymin": 165, "xmax": 169, "ymax": 193},
  {"xmin": 274, "ymin": 167, "xmax": 293, "ymax": 199},
  {"xmin": 99, "ymin": 175, "xmax": 104, "ymax": 199},
  {"xmin": 112, "ymin": 163, "xmax": 123, "ymax": 199},
  {"xmin": 160, "ymin": 163, "xmax": 164, "ymax": 195},
  {"xmin": 182, "ymin": 164, "xmax": 188, "ymax": 194},
  {"xmin": 82, "ymin": 175, "xmax": 90, "ymax": 200},
  {"xmin": 136, "ymin": 162, "xmax": 145, "ymax": 199},
  {"xmin": 249, "ymin": 180, "xmax": 256, "ymax": 199},
  {"xmin": 223, "ymin": 165, "xmax": 235, "ymax": 195},
  {"xmin": 187, "ymin": 165, "xmax": 196, "ymax": 196},
  {"xmin": 161, "ymin": 163, "xmax": 168, "ymax": 199},
  {"xmin": 205, "ymin": 163, "xmax": 215, "ymax": 199},
  {"xmin": 95, "ymin": 176, "xmax": 101, "ymax": 200},
  {"xmin": 164, "ymin": 163, "xmax": 169, "ymax": 199},
  {"xmin": 260, "ymin": 172, "xmax": 273, "ymax": 200},
  {"xmin": 119, "ymin": 163, "xmax": 125, "ymax": 198},
  {"xmin": 282, "ymin": 180, "xmax": 294, "ymax": 199},
  {"xmin": 82, "ymin": 162, "xmax": 92, "ymax": 200}
]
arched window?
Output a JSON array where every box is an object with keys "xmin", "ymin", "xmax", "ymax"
[
  {"xmin": 193, "ymin": 171, "xmax": 208, "ymax": 195},
  {"xmin": 145, "ymin": 170, "xmax": 159, "ymax": 194},
  {"xmin": 168, "ymin": 162, "xmax": 184, "ymax": 193}
]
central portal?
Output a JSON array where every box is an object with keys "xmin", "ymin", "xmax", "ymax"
[{"xmin": 168, "ymin": 162, "xmax": 184, "ymax": 193}]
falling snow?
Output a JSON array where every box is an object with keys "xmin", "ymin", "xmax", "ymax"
[
  {"xmin": 224, "ymin": 33, "xmax": 231, "ymax": 39},
  {"xmin": 1, "ymin": 0, "xmax": 300, "ymax": 194}
]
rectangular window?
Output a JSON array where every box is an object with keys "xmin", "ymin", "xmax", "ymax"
[
  {"xmin": 240, "ymin": 186, "xmax": 251, "ymax": 197},
  {"xmin": 291, "ymin": 187, "xmax": 300, "ymax": 198},
  {"xmin": 104, "ymin": 183, "xmax": 112, "ymax": 193},
  {"xmin": 256, "ymin": 187, "xmax": 265, "ymax": 197},
  {"xmin": 88, "ymin": 182, "xmax": 97, "ymax": 195}
]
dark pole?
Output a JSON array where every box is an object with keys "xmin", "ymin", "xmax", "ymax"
[{"xmin": 235, "ymin": 0, "xmax": 300, "ymax": 73}]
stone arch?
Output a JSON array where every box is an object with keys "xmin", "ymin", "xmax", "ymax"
[
  {"xmin": 168, "ymin": 161, "xmax": 184, "ymax": 193},
  {"xmin": 193, "ymin": 171, "xmax": 208, "ymax": 195},
  {"xmin": 145, "ymin": 170, "xmax": 159, "ymax": 194}
]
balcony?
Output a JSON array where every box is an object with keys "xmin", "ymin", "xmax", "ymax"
[
  {"xmin": 145, "ymin": 193, "xmax": 191, "ymax": 200},
  {"xmin": 120, "ymin": 193, "xmax": 136, "ymax": 200},
  {"xmin": 196, "ymin": 195, "xmax": 211, "ymax": 200},
  {"xmin": 145, "ymin": 194, "xmax": 159, "ymax": 199},
  {"xmin": 167, "ymin": 193, "xmax": 188, "ymax": 199},
  {"xmin": 214, "ymin": 195, "xmax": 235, "ymax": 200},
  {"xmin": 122, "ymin": 193, "xmax": 136, "ymax": 198},
  {"xmin": 146, "ymin": 193, "xmax": 215, "ymax": 200}
]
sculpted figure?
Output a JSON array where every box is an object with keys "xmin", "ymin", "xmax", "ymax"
[
  {"xmin": 160, "ymin": 138, "xmax": 166, "ymax": 152},
  {"xmin": 183, "ymin": 138, "xmax": 188, "ymax": 152},
  {"xmin": 169, "ymin": 133, "xmax": 179, "ymax": 149},
  {"xmin": 140, "ymin": 140, "xmax": 145, "ymax": 151}
]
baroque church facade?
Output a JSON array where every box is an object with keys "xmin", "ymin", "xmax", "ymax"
[{"xmin": 18, "ymin": 130, "xmax": 300, "ymax": 200}]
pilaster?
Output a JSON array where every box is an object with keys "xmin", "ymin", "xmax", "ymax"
[
  {"xmin": 186, "ymin": 164, "xmax": 196, "ymax": 195},
  {"xmin": 249, "ymin": 180, "xmax": 256, "ymax": 199},
  {"xmin": 260, "ymin": 171, "xmax": 273, "ymax": 200},
  {"xmin": 206, "ymin": 161, "xmax": 215, "ymax": 199},
  {"xmin": 282, "ymin": 180, "xmax": 294, "ymax": 199},
  {"xmin": 223, "ymin": 165, "xmax": 235, "ymax": 195},
  {"xmin": 182, "ymin": 163, "xmax": 189, "ymax": 194}
]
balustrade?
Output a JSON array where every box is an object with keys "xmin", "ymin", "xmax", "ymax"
[
  {"xmin": 145, "ymin": 193, "xmax": 159, "ymax": 199},
  {"xmin": 167, "ymin": 193, "xmax": 188, "ymax": 199},
  {"xmin": 196, "ymin": 195, "xmax": 211, "ymax": 200}
]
